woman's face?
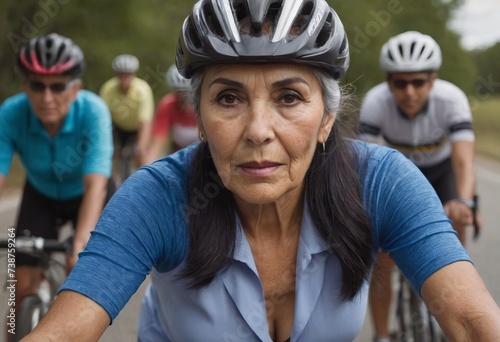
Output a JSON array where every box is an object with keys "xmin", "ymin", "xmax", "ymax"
[{"xmin": 199, "ymin": 63, "xmax": 335, "ymax": 205}]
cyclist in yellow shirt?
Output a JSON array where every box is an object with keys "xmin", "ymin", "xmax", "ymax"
[{"xmin": 99, "ymin": 54, "xmax": 154, "ymax": 180}]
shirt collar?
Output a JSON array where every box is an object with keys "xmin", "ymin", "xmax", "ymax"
[{"xmin": 232, "ymin": 202, "xmax": 330, "ymax": 267}]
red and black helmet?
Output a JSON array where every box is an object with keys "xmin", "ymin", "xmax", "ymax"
[
  {"xmin": 17, "ymin": 33, "xmax": 85, "ymax": 78},
  {"xmin": 176, "ymin": 0, "xmax": 350, "ymax": 80}
]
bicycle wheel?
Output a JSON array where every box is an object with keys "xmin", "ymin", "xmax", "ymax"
[
  {"xmin": 393, "ymin": 272, "xmax": 433, "ymax": 342},
  {"xmin": 14, "ymin": 295, "xmax": 49, "ymax": 342},
  {"xmin": 394, "ymin": 274, "xmax": 408, "ymax": 341},
  {"xmin": 117, "ymin": 154, "xmax": 129, "ymax": 185},
  {"xmin": 406, "ymin": 280, "xmax": 447, "ymax": 342}
]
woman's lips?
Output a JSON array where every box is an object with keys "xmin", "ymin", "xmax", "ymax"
[{"xmin": 238, "ymin": 161, "xmax": 281, "ymax": 177}]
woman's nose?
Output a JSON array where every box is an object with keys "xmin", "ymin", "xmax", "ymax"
[{"xmin": 243, "ymin": 103, "xmax": 275, "ymax": 145}]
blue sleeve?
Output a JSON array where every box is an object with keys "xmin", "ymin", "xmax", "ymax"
[
  {"xmin": 0, "ymin": 101, "xmax": 16, "ymax": 176},
  {"xmin": 360, "ymin": 144, "xmax": 471, "ymax": 293},
  {"xmin": 59, "ymin": 161, "xmax": 190, "ymax": 322},
  {"xmin": 81, "ymin": 92, "xmax": 114, "ymax": 177}
]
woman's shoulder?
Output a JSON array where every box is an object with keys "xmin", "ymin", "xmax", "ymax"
[
  {"xmin": 103, "ymin": 145, "xmax": 200, "ymax": 237},
  {"xmin": 350, "ymin": 139, "xmax": 413, "ymax": 181},
  {"xmin": 135, "ymin": 144, "xmax": 200, "ymax": 191},
  {"xmin": 350, "ymin": 139, "xmax": 398, "ymax": 162}
]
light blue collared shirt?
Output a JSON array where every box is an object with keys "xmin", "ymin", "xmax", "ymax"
[
  {"xmin": 138, "ymin": 208, "xmax": 368, "ymax": 341},
  {"xmin": 61, "ymin": 142, "xmax": 470, "ymax": 341}
]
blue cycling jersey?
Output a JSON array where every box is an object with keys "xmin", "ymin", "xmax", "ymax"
[
  {"xmin": 61, "ymin": 141, "xmax": 471, "ymax": 341},
  {"xmin": 0, "ymin": 90, "xmax": 113, "ymax": 200}
]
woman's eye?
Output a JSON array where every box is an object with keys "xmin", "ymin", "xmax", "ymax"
[
  {"xmin": 280, "ymin": 92, "xmax": 302, "ymax": 105},
  {"xmin": 217, "ymin": 93, "xmax": 239, "ymax": 105}
]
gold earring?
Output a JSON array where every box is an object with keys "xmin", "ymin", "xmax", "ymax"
[{"xmin": 198, "ymin": 131, "xmax": 204, "ymax": 142}]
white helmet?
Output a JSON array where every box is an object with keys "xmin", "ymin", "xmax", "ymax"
[
  {"xmin": 166, "ymin": 64, "xmax": 190, "ymax": 89},
  {"xmin": 112, "ymin": 54, "xmax": 139, "ymax": 73},
  {"xmin": 380, "ymin": 31, "xmax": 442, "ymax": 73}
]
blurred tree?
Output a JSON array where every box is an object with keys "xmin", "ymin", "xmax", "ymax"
[
  {"xmin": 0, "ymin": 0, "xmax": 192, "ymax": 101},
  {"xmin": 471, "ymin": 43, "xmax": 500, "ymax": 96}
]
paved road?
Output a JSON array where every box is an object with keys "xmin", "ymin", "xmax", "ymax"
[{"xmin": 0, "ymin": 156, "xmax": 499, "ymax": 341}]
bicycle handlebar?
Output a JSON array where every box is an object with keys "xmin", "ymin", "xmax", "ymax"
[
  {"xmin": 472, "ymin": 194, "xmax": 480, "ymax": 240},
  {"xmin": 0, "ymin": 236, "xmax": 70, "ymax": 253}
]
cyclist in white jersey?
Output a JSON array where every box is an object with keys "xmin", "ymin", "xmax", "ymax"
[{"xmin": 358, "ymin": 31, "xmax": 478, "ymax": 342}]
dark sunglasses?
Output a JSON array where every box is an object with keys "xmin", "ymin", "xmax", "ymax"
[
  {"xmin": 28, "ymin": 79, "xmax": 78, "ymax": 93},
  {"xmin": 390, "ymin": 77, "xmax": 430, "ymax": 90}
]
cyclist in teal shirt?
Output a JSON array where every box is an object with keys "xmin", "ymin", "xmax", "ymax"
[{"xmin": 0, "ymin": 33, "xmax": 114, "ymax": 338}]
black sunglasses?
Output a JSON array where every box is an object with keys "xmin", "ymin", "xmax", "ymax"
[
  {"xmin": 390, "ymin": 77, "xmax": 430, "ymax": 90},
  {"xmin": 28, "ymin": 79, "xmax": 78, "ymax": 93}
]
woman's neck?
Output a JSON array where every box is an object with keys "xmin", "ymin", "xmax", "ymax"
[{"xmin": 235, "ymin": 192, "xmax": 304, "ymax": 242}]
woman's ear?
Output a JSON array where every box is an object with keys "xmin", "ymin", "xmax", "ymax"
[
  {"xmin": 196, "ymin": 118, "xmax": 206, "ymax": 142},
  {"xmin": 318, "ymin": 113, "xmax": 336, "ymax": 144}
]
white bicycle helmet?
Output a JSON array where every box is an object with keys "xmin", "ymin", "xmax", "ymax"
[
  {"xmin": 380, "ymin": 31, "xmax": 442, "ymax": 73},
  {"xmin": 112, "ymin": 54, "xmax": 139, "ymax": 73},
  {"xmin": 166, "ymin": 64, "xmax": 191, "ymax": 89}
]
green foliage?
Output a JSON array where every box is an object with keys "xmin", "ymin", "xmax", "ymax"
[
  {"xmin": 0, "ymin": 0, "xmax": 192, "ymax": 101},
  {"xmin": 471, "ymin": 96, "xmax": 500, "ymax": 160},
  {"xmin": 471, "ymin": 43, "xmax": 500, "ymax": 96}
]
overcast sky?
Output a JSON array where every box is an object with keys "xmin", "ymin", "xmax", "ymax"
[{"xmin": 449, "ymin": 0, "xmax": 500, "ymax": 50}]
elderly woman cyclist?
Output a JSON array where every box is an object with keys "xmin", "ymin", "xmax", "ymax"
[{"xmin": 24, "ymin": 0, "xmax": 500, "ymax": 341}]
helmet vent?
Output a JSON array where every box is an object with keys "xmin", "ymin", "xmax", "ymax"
[
  {"xmin": 233, "ymin": 0, "xmax": 278, "ymax": 37},
  {"xmin": 387, "ymin": 50, "xmax": 394, "ymax": 62},
  {"xmin": 409, "ymin": 42, "xmax": 416, "ymax": 57},
  {"xmin": 233, "ymin": 1, "xmax": 248, "ymax": 25},
  {"xmin": 232, "ymin": 1, "xmax": 256, "ymax": 36},
  {"xmin": 262, "ymin": 2, "xmax": 282, "ymax": 37},
  {"xmin": 289, "ymin": 1, "xmax": 313, "ymax": 38},
  {"xmin": 202, "ymin": 2, "xmax": 225, "ymax": 39},
  {"xmin": 398, "ymin": 44, "xmax": 404, "ymax": 59},
  {"xmin": 187, "ymin": 17, "xmax": 203, "ymax": 49},
  {"xmin": 339, "ymin": 33, "xmax": 347, "ymax": 54},
  {"xmin": 315, "ymin": 11, "xmax": 332, "ymax": 47},
  {"xmin": 55, "ymin": 45, "xmax": 67, "ymax": 63},
  {"xmin": 417, "ymin": 45, "xmax": 431, "ymax": 60}
]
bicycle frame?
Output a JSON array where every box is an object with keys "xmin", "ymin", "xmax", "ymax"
[
  {"xmin": 392, "ymin": 270, "xmax": 446, "ymax": 342},
  {"xmin": 0, "ymin": 235, "xmax": 70, "ymax": 341},
  {"xmin": 116, "ymin": 144, "xmax": 135, "ymax": 185}
]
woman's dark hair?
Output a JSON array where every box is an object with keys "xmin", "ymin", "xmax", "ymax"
[{"xmin": 180, "ymin": 70, "xmax": 373, "ymax": 301}]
